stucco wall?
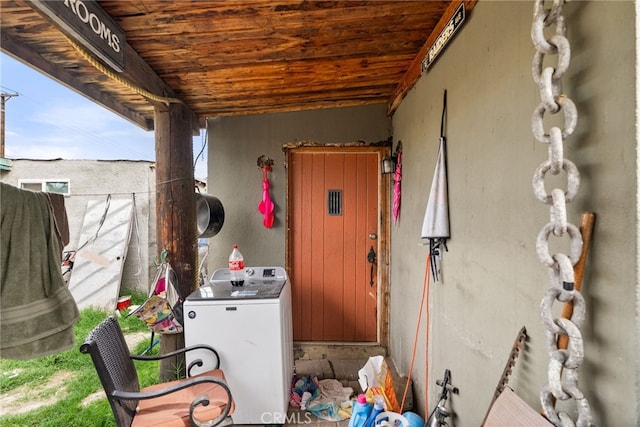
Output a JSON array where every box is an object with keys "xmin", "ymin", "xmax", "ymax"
[
  {"xmin": 391, "ymin": 1, "xmax": 638, "ymax": 425},
  {"xmin": 205, "ymin": 104, "xmax": 392, "ymax": 269},
  {"xmin": 1, "ymin": 159, "xmax": 156, "ymax": 295}
]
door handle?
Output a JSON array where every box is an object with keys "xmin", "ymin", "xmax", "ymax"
[{"xmin": 367, "ymin": 246, "xmax": 376, "ymax": 287}]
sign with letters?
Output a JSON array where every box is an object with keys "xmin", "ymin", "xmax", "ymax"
[
  {"xmin": 422, "ymin": 3, "xmax": 465, "ymax": 72},
  {"xmin": 31, "ymin": 0, "xmax": 126, "ymax": 72}
]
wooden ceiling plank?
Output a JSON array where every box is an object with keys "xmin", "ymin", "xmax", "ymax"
[
  {"xmin": 195, "ymin": 83, "xmax": 395, "ymax": 105},
  {"xmin": 126, "ymin": 27, "xmax": 431, "ymax": 70},
  {"xmin": 198, "ymin": 93, "xmax": 393, "ymax": 111},
  {"xmin": 0, "ymin": 30, "xmax": 154, "ymax": 130},
  {"xmin": 129, "ymin": 22, "xmax": 430, "ymax": 50},
  {"xmin": 108, "ymin": 1, "xmax": 435, "ymax": 36},
  {"xmin": 179, "ymin": 72, "xmax": 404, "ymax": 92},
  {"xmin": 387, "ymin": 0, "xmax": 478, "ymax": 115},
  {"xmin": 172, "ymin": 73, "xmax": 406, "ymax": 98},
  {"xmin": 202, "ymin": 97, "xmax": 387, "ymax": 118},
  {"xmin": 186, "ymin": 84, "xmax": 399, "ymax": 110},
  {"xmin": 167, "ymin": 53, "xmax": 415, "ymax": 77},
  {"xmin": 109, "ymin": 1, "xmax": 439, "ymax": 73}
]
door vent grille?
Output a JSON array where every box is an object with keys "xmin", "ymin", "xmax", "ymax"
[{"xmin": 327, "ymin": 190, "xmax": 342, "ymax": 215}]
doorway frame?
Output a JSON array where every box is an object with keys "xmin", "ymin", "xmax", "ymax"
[{"xmin": 284, "ymin": 141, "xmax": 391, "ymax": 348}]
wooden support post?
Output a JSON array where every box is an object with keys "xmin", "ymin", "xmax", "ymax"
[{"xmin": 154, "ymin": 102, "xmax": 197, "ymax": 381}]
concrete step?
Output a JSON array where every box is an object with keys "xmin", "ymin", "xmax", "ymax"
[{"xmin": 294, "ymin": 342, "xmax": 387, "ymax": 361}]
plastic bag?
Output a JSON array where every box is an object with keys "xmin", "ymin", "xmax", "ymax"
[
  {"xmin": 358, "ymin": 356, "xmax": 400, "ymax": 412},
  {"xmin": 130, "ymin": 262, "xmax": 183, "ymax": 334}
]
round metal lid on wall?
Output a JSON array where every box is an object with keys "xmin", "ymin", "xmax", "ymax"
[{"xmin": 195, "ymin": 193, "xmax": 224, "ymax": 238}]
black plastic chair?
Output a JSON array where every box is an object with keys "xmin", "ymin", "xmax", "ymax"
[{"xmin": 80, "ymin": 316, "xmax": 234, "ymax": 427}]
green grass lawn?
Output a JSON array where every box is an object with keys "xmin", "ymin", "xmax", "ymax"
[{"xmin": 0, "ymin": 294, "xmax": 161, "ymax": 427}]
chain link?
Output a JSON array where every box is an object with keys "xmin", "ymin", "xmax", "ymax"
[{"xmin": 531, "ymin": 1, "xmax": 592, "ymax": 425}]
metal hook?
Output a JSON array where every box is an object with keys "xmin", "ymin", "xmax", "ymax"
[{"xmin": 156, "ymin": 249, "xmax": 170, "ymax": 266}]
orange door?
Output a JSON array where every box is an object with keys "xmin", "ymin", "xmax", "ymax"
[{"xmin": 288, "ymin": 149, "xmax": 379, "ymax": 342}]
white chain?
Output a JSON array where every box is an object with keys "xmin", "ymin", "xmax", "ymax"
[{"xmin": 530, "ymin": 1, "xmax": 592, "ymax": 426}]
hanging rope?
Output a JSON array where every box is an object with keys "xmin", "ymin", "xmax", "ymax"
[
  {"xmin": 530, "ymin": 1, "xmax": 591, "ymax": 426},
  {"xmin": 62, "ymin": 33, "xmax": 184, "ymax": 105}
]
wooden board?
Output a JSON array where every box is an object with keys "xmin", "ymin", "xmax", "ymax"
[
  {"xmin": 483, "ymin": 388, "xmax": 553, "ymax": 427},
  {"xmin": 68, "ymin": 198, "xmax": 133, "ymax": 311}
]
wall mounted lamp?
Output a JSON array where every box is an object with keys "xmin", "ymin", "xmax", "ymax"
[
  {"xmin": 381, "ymin": 141, "xmax": 403, "ymax": 174},
  {"xmin": 381, "ymin": 155, "xmax": 395, "ymax": 174}
]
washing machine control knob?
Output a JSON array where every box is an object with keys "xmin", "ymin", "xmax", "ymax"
[
  {"xmin": 245, "ymin": 268, "xmax": 255, "ymax": 276},
  {"xmin": 188, "ymin": 311, "xmax": 196, "ymax": 319}
]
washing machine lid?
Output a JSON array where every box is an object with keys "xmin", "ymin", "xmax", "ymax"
[
  {"xmin": 187, "ymin": 281, "xmax": 285, "ymax": 300},
  {"xmin": 187, "ymin": 266, "xmax": 287, "ymax": 301}
]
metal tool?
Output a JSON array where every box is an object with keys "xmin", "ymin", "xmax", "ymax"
[
  {"xmin": 481, "ymin": 326, "xmax": 528, "ymax": 425},
  {"xmin": 427, "ymin": 369, "xmax": 459, "ymax": 427}
]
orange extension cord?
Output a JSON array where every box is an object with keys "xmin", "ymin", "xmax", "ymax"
[{"xmin": 400, "ymin": 252, "xmax": 432, "ymax": 414}]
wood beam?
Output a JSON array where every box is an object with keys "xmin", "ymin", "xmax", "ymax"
[
  {"xmin": 154, "ymin": 102, "xmax": 197, "ymax": 380},
  {"xmin": 1, "ymin": 31, "xmax": 154, "ymax": 131},
  {"xmin": 387, "ymin": 0, "xmax": 478, "ymax": 115},
  {"xmin": 121, "ymin": 42, "xmax": 200, "ymax": 134}
]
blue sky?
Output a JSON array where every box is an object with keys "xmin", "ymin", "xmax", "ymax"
[{"xmin": 0, "ymin": 53, "xmax": 207, "ymax": 179}]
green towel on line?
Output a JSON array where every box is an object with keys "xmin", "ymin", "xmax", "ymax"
[{"xmin": 1, "ymin": 183, "xmax": 80, "ymax": 360}]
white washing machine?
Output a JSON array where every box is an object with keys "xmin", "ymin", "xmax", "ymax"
[{"xmin": 184, "ymin": 266, "xmax": 293, "ymax": 425}]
